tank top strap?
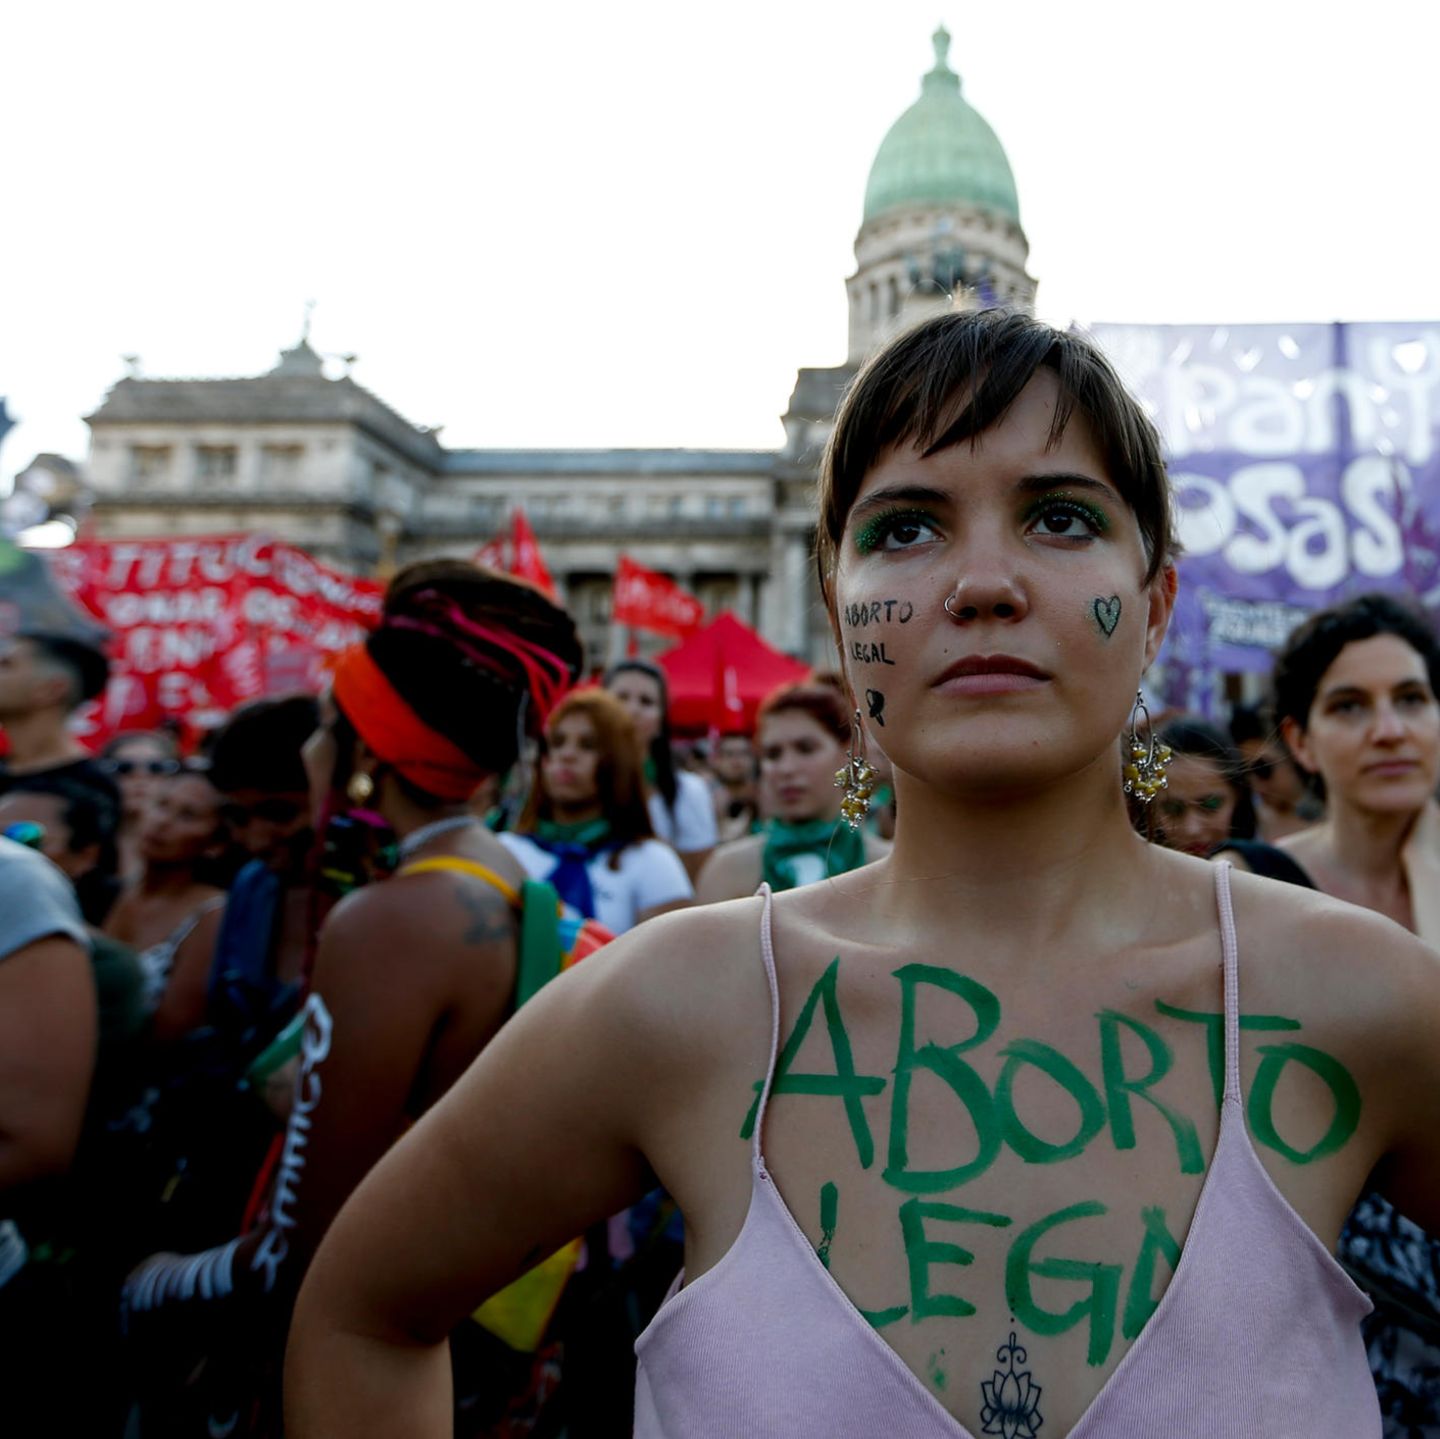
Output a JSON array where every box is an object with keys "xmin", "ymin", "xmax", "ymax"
[
  {"xmin": 1213, "ymin": 860, "xmax": 1243, "ymax": 1104},
  {"xmin": 750, "ymin": 883, "xmax": 782, "ymax": 1165}
]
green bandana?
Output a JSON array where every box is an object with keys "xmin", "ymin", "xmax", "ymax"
[
  {"xmin": 533, "ymin": 818, "xmax": 612, "ymax": 848},
  {"xmin": 760, "ymin": 817, "xmax": 867, "ymax": 893}
]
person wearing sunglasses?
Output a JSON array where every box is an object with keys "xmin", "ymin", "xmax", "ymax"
[
  {"xmin": 1229, "ymin": 702, "xmax": 1320, "ymax": 843},
  {"xmin": 0, "ymin": 767, "xmax": 127, "ymax": 926},
  {"xmin": 97, "ymin": 731, "xmax": 181, "ymax": 881}
]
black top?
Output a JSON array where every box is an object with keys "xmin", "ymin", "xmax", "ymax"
[{"xmin": 1211, "ymin": 838, "xmax": 1317, "ymax": 889}]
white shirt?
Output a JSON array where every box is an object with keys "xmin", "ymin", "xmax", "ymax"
[
  {"xmin": 647, "ymin": 770, "xmax": 718, "ymax": 853},
  {"xmin": 499, "ymin": 832, "xmax": 693, "ymax": 936}
]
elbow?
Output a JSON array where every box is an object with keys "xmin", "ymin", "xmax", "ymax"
[{"xmin": 0, "ymin": 1126, "xmax": 82, "ymax": 1192}]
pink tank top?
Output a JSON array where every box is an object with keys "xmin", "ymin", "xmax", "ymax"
[{"xmin": 633, "ymin": 865, "xmax": 1379, "ymax": 1437}]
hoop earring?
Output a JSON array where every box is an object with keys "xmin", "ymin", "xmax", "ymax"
[
  {"xmin": 346, "ymin": 771, "xmax": 375, "ymax": 805},
  {"xmin": 834, "ymin": 710, "xmax": 878, "ymax": 831},
  {"xmin": 1123, "ymin": 689, "xmax": 1171, "ymax": 804}
]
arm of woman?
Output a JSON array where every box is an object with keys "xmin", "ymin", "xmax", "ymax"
[
  {"xmin": 124, "ymin": 877, "xmax": 517, "ymax": 1326},
  {"xmin": 671, "ymin": 770, "xmax": 718, "ymax": 882},
  {"xmin": 284, "ymin": 928, "xmax": 673, "ymax": 1437},
  {"xmin": 1365, "ymin": 925, "xmax": 1440, "ymax": 1233},
  {"xmin": 245, "ymin": 878, "xmax": 517, "ymax": 1294},
  {"xmin": 0, "ymin": 935, "xmax": 96, "ymax": 1190},
  {"xmin": 633, "ymin": 838, "xmax": 695, "ymax": 927}
]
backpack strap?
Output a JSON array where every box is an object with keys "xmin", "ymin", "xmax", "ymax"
[
  {"xmin": 396, "ymin": 855, "xmax": 521, "ymax": 907},
  {"xmin": 207, "ymin": 859, "xmax": 282, "ymax": 1005}
]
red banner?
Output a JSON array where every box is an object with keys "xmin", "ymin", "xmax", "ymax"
[
  {"xmin": 612, "ymin": 555, "xmax": 704, "ymax": 638},
  {"xmin": 510, "ymin": 510, "xmax": 556, "ymax": 597},
  {"xmin": 46, "ymin": 534, "xmax": 382, "ymax": 744}
]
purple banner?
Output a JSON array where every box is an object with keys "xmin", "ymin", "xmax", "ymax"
[{"xmin": 1092, "ymin": 322, "xmax": 1440, "ymax": 709}]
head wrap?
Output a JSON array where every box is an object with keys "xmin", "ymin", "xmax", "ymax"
[
  {"xmin": 330, "ymin": 645, "xmax": 488, "ymax": 802},
  {"xmin": 330, "ymin": 595, "xmax": 575, "ymax": 802}
]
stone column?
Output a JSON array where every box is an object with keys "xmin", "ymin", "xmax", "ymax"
[{"xmin": 781, "ymin": 529, "xmax": 810, "ymax": 657}]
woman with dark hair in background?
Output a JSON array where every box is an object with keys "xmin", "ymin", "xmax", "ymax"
[
  {"xmin": 99, "ymin": 729, "xmax": 182, "ymax": 880},
  {"xmin": 1148, "ymin": 715, "xmax": 1258, "ymax": 860},
  {"xmin": 103, "ymin": 763, "xmax": 229, "ymax": 1014},
  {"xmin": 695, "ymin": 683, "xmax": 889, "ymax": 903},
  {"xmin": 1226, "ymin": 592, "xmax": 1440, "ymax": 1436},
  {"xmin": 604, "ymin": 659, "xmax": 718, "ymax": 880},
  {"xmin": 122, "ymin": 560, "xmax": 583, "ymax": 1435},
  {"xmin": 505, "ymin": 687, "xmax": 693, "ymax": 935}
]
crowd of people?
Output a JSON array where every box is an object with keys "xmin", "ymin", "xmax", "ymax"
[{"xmin": 3, "ymin": 308, "xmax": 1440, "ymax": 1438}]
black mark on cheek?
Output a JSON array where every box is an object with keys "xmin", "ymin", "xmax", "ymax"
[
  {"xmin": 1092, "ymin": 595, "xmax": 1121, "ymax": 639},
  {"xmin": 866, "ymin": 689, "xmax": 886, "ymax": 726}
]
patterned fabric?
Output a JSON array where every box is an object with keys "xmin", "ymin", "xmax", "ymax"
[{"xmin": 1341, "ymin": 1192, "xmax": 1440, "ymax": 1438}]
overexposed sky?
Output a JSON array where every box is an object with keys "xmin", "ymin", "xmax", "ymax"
[{"xmin": 5, "ymin": 0, "xmax": 1439, "ymax": 484}]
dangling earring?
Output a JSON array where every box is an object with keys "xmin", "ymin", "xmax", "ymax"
[
  {"xmin": 1123, "ymin": 689, "xmax": 1172, "ymax": 803},
  {"xmin": 835, "ymin": 710, "xmax": 878, "ymax": 831},
  {"xmin": 346, "ymin": 771, "xmax": 375, "ymax": 805}
]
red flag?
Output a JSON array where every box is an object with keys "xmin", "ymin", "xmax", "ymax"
[
  {"xmin": 473, "ymin": 537, "xmax": 507, "ymax": 571},
  {"xmin": 510, "ymin": 509, "xmax": 556, "ymax": 597},
  {"xmin": 612, "ymin": 555, "xmax": 704, "ymax": 638}
]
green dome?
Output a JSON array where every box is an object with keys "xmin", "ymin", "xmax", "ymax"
[{"xmin": 863, "ymin": 28, "xmax": 1020, "ymax": 225}]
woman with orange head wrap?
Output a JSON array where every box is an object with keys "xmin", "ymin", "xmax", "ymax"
[{"xmin": 121, "ymin": 560, "xmax": 582, "ymax": 1434}]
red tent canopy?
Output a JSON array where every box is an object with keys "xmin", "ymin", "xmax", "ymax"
[{"xmin": 656, "ymin": 611, "xmax": 810, "ymax": 733}]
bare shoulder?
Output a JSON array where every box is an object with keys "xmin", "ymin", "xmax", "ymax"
[
  {"xmin": 695, "ymin": 833, "xmax": 765, "ymax": 903},
  {"xmin": 321, "ymin": 863, "xmax": 516, "ymax": 966},
  {"xmin": 1224, "ymin": 864, "xmax": 1440, "ymax": 1058},
  {"xmin": 534, "ymin": 896, "xmax": 771, "ymax": 1084}
]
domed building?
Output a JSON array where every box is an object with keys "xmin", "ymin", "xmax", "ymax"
[
  {"xmin": 80, "ymin": 31, "xmax": 1035, "ymax": 670},
  {"xmin": 847, "ymin": 25, "xmax": 1036, "ymax": 361}
]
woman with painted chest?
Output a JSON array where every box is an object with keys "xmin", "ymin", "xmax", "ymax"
[{"xmin": 286, "ymin": 311, "xmax": 1440, "ymax": 1438}]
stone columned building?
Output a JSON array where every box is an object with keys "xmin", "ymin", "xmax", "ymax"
[{"xmin": 82, "ymin": 30, "xmax": 1034, "ymax": 671}]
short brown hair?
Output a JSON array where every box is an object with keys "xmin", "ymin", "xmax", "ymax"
[
  {"xmin": 520, "ymin": 688, "xmax": 654, "ymax": 851},
  {"xmin": 817, "ymin": 309, "xmax": 1175, "ymax": 600},
  {"xmin": 757, "ymin": 683, "xmax": 853, "ymax": 748}
]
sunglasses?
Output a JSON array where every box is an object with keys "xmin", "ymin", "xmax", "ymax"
[
  {"xmin": 99, "ymin": 757, "xmax": 182, "ymax": 778},
  {"xmin": 221, "ymin": 797, "xmax": 306, "ymax": 828}
]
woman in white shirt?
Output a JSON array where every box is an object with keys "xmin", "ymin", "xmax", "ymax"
[
  {"xmin": 502, "ymin": 688, "xmax": 693, "ymax": 935},
  {"xmin": 604, "ymin": 660, "xmax": 717, "ymax": 880}
]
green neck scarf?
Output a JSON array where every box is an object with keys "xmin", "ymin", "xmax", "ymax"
[
  {"xmin": 760, "ymin": 816, "xmax": 866, "ymax": 893},
  {"xmin": 534, "ymin": 817, "xmax": 612, "ymax": 848}
]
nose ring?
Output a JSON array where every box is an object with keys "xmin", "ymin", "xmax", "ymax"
[{"xmin": 944, "ymin": 593, "xmax": 965, "ymax": 619}]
